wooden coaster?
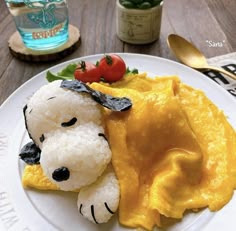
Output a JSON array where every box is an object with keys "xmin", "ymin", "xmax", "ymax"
[{"xmin": 8, "ymin": 24, "xmax": 81, "ymax": 62}]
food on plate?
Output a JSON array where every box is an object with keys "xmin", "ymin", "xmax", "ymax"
[
  {"xmin": 20, "ymin": 69, "xmax": 236, "ymax": 230},
  {"xmin": 21, "ymin": 80, "xmax": 132, "ymax": 223},
  {"xmin": 22, "ymin": 164, "xmax": 59, "ymax": 190},
  {"xmin": 74, "ymin": 61, "xmax": 101, "ymax": 83},
  {"xmin": 46, "ymin": 54, "xmax": 129, "ymax": 83},
  {"xmin": 77, "ymin": 165, "xmax": 120, "ymax": 223},
  {"xmin": 98, "ymin": 54, "xmax": 127, "ymax": 82},
  {"xmin": 91, "ymin": 73, "xmax": 236, "ymax": 230}
]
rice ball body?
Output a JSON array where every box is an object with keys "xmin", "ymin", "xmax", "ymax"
[
  {"xmin": 77, "ymin": 165, "xmax": 120, "ymax": 223},
  {"xmin": 40, "ymin": 122, "xmax": 112, "ymax": 191},
  {"xmin": 25, "ymin": 80, "xmax": 102, "ymax": 148}
]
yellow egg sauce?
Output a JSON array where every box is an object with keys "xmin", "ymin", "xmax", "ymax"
[
  {"xmin": 91, "ymin": 73, "xmax": 236, "ymax": 230},
  {"xmin": 22, "ymin": 73, "xmax": 236, "ymax": 230}
]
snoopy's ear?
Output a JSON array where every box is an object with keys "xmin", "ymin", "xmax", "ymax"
[
  {"xmin": 19, "ymin": 142, "xmax": 41, "ymax": 165},
  {"xmin": 61, "ymin": 80, "xmax": 132, "ymax": 112}
]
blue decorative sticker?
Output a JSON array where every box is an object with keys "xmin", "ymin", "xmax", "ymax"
[{"xmin": 23, "ymin": 0, "xmax": 64, "ymax": 29}]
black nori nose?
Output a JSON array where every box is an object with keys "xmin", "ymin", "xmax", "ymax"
[{"xmin": 52, "ymin": 167, "xmax": 70, "ymax": 182}]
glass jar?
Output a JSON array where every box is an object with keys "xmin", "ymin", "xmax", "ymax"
[{"xmin": 116, "ymin": 0, "xmax": 163, "ymax": 44}]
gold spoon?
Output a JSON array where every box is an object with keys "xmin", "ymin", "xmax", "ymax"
[{"xmin": 167, "ymin": 34, "xmax": 236, "ymax": 80}]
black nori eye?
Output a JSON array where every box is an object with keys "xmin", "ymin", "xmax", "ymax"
[
  {"xmin": 61, "ymin": 117, "xmax": 77, "ymax": 127},
  {"xmin": 98, "ymin": 133, "xmax": 108, "ymax": 141},
  {"xmin": 47, "ymin": 96, "xmax": 56, "ymax": 100},
  {"xmin": 19, "ymin": 142, "xmax": 41, "ymax": 165},
  {"xmin": 40, "ymin": 134, "xmax": 45, "ymax": 143},
  {"xmin": 52, "ymin": 167, "xmax": 70, "ymax": 182},
  {"xmin": 60, "ymin": 80, "xmax": 132, "ymax": 112}
]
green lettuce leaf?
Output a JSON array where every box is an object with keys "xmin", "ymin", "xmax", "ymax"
[{"xmin": 46, "ymin": 63, "xmax": 77, "ymax": 82}]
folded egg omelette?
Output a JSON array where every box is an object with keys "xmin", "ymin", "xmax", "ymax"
[{"xmin": 22, "ymin": 73, "xmax": 236, "ymax": 230}]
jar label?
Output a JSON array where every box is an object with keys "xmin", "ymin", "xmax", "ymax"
[
  {"xmin": 32, "ymin": 22, "xmax": 64, "ymax": 40},
  {"xmin": 117, "ymin": 5, "xmax": 162, "ymax": 44}
]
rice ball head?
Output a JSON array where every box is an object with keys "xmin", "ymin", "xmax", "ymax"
[
  {"xmin": 77, "ymin": 165, "xmax": 120, "ymax": 223},
  {"xmin": 24, "ymin": 80, "xmax": 102, "ymax": 147},
  {"xmin": 40, "ymin": 123, "xmax": 112, "ymax": 191}
]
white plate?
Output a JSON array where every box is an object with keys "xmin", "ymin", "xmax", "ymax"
[{"xmin": 0, "ymin": 53, "xmax": 236, "ymax": 231}]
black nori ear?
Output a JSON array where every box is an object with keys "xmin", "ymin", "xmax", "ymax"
[
  {"xmin": 19, "ymin": 142, "xmax": 41, "ymax": 165},
  {"xmin": 60, "ymin": 80, "xmax": 132, "ymax": 112}
]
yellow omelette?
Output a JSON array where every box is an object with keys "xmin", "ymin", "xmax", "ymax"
[{"xmin": 22, "ymin": 73, "xmax": 236, "ymax": 230}]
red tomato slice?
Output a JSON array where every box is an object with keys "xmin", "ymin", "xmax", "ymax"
[
  {"xmin": 74, "ymin": 61, "xmax": 101, "ymax": 83},
  {"xmin": 99, "ymin": 54, "xmax": 126, "ymax": 82}
]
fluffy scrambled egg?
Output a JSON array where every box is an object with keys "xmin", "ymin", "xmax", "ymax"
[
  {"xmin": 91, "ymin": 73, "xmax": 236, "ymax": 230},
  {"xmin": 22, "ymin": 73, "xmax": 236, "ymax": 230},
  {"xmin": 22, "ymin": 165, "xmax": 59, "ymax": 190}
]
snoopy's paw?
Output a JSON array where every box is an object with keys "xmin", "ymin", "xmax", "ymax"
[{"xmin": 77, "ymin": 166, "xmax": 120, "ymax": 224}]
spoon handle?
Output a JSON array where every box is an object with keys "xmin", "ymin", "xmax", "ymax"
[{"xmin": 207, "ymin": 66, "xmax": 236, "ymax": 80}]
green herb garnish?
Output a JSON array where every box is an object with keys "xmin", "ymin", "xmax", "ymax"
[
  {"xmin": 126, "ymin": 67, "xmax": 139, "ymax": 75},
  {"xmin": 46, "ymin": 63, "xmax": 77, "ymax": 82}
]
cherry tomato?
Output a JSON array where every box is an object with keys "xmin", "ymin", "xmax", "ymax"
[
  {"xmin": 99, "ymin": 54, "xmax": 126, "ymax": 82},
  {"xmin": 74, "ymin": 61, "xmax": 101, "ymax": 83}
]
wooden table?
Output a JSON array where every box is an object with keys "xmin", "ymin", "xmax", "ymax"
[{"xmin": 0, "ymin": 0, "xmax": 235, "ymax": 105}]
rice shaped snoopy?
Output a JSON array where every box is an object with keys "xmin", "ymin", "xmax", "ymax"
[{"xmin": 20, "ymin": 80, "xmax": 132, "ymax": 224}]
